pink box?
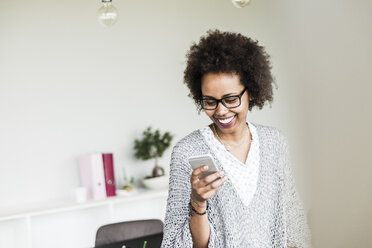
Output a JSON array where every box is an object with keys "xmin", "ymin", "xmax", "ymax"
[{"xmin": 78, "ymin": 153, "xmax": 107, "ymax": 200}]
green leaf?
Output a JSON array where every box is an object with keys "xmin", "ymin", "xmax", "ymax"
[{"xmin": 133, "ymin": 126, "xmax": 174, "ymax": 161}]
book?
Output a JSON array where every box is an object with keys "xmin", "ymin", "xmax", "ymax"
[
  {"xmin": 78, "ymin": 153, "xmax": 107, "ymax": 200},
  {"xmin": 102, "ymin": 153, "xmax": 116, "ymax": 197}
]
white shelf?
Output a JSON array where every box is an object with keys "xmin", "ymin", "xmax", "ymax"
[
  {"xmin": 0, "ymin": 188, "xmax": 168, "ymax": 221},
  {"xmin": 0, "ymin": 188, "xmax": 169, "ymax": 248}
]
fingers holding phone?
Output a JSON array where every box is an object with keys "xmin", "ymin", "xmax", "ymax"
[{"xmin": 189, "ymin": 155, "xmax": 228, "ymax": 203}]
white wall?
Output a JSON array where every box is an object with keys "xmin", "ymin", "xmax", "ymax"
[
  {"xmin": 0, "ymin": 0, "xmax": 301, "ymax": 212},
  {"xmin": 281, "ymin": 1, "xmax": 372, "ymax": 247},
  {"xmin": 1, "ymin": 0, "xmax": 371, "ymax": 247}
]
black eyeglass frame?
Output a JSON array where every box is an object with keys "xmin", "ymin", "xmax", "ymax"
[{"xmin": 200, "ymin": 87, "xmax": 248, "ymax": 110}]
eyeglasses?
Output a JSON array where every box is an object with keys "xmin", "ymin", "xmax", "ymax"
[{"xmin": 200, "ymin": 88, "xmax": 247, "ymax": 110}]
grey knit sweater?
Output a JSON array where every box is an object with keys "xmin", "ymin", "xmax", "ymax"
[{"xmin": 161, "ymin": 123, "xmax": 312, "ymax": 248}]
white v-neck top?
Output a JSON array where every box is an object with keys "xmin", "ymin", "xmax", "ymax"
[{"xmin": 199, "ymin": 122, "xmax": 260, "ymax": 206}]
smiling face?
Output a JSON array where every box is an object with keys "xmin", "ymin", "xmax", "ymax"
[{"xmin": 201, "ymin": 73, "xmax": 250, "ymax": 135}]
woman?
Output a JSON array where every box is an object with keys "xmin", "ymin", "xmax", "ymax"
[{"xmin": 161, "ymin": 30, "xmax": 311, "ymax": 248}]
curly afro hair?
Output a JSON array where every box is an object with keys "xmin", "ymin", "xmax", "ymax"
[{"xmin": 184, "ymin": 30, "xmax": 276, "ymax": 111}]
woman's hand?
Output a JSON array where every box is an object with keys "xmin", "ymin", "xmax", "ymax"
[{"xmin": 190, "ymin": 165, "xmax": 227, "ymax": 204}]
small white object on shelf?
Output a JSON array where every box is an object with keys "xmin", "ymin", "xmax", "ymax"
[
  {"xmin": 142, "ymin": 175, "xmax": 169, "ymax": 190},
  {"xmin": 73, "ymin": 186, "xmax": 88, "ymax": 203}
]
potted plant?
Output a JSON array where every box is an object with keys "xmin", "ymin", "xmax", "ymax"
[{"xmin": 134, "ymin": 127, "xmax": 174, "ymax": 189}]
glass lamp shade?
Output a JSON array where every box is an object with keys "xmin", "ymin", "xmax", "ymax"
[
  {"xmin": 97, "ymin": 2, "xmax": 118, "ymax": 27},
  {"xmin": 232, "ymin": 0, "xmax": 251, "ymax": 8}
]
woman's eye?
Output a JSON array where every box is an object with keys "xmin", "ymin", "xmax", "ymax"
[
  {"xmin": 205, "ymin": 100, "xmax": 216, "ymax": 106},
  {"xmin": 224, "ymin": 98, "xmax": 238, "ymax": 104}
]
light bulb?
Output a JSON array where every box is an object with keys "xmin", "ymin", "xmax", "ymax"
[
  {"xmin": 97, "ymin": 0, "xmax": 118, "ymax": 27},
  {"xmin": 232, "ymin": 0, "xmax": 251, "ymax": 8}
]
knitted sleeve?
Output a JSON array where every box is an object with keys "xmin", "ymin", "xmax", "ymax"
[
  {"xmin": 281, "ymin": 135, "xmax": 312, "ymax": 248},
  {"xmin": 161, "ymin": 143, "xmax": 218, "ymax": 248}
]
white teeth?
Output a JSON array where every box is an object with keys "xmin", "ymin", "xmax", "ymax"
[{"xmin": 218, "ymin": 116, "xmax": 235, "ymax": 124}]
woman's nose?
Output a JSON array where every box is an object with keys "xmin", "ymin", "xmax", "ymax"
[{"xmin": 215, "ymin": 102, "xmax": 229, "ymax": 115}]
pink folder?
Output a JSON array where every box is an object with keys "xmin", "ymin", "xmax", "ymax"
[
  {"xmin": 102, "ymin": 153, "xmax": 116, "ymax": 197},
  {"xmin": 78, "ymin": 153, "xmax": 107, "ymax": 200}
]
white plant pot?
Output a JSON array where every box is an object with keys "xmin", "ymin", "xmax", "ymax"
[{"xmin": 142, "ymin": 175, "xmax": 169, "ymax": 190}]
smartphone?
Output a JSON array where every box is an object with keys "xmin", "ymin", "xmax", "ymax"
[{"xmin": 188, "ymin": 154, "xmax": 219, "ymax": 179}]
